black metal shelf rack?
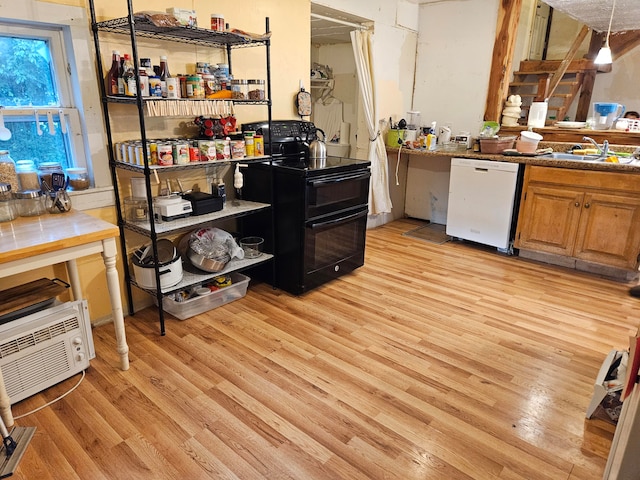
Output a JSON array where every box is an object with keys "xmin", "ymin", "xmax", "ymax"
[{"xmin": 88, "ymin": 0, "xmax": 273, "ymax": 335}]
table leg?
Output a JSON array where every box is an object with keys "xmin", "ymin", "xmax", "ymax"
[
  {"xmin": 101, "ymin": 238, "xmax": 129, "ymax": 371},
  {"xmin": 66, "ymin": 258, "xmax": 82, "ymax": 301},
  {"xmin": 0, "ymin": 372, "xmax": 13, "ymax": 428}
]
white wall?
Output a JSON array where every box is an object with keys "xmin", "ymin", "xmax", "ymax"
[{"xmin": 413, "ymin": 0, "xmax": 499, "ymax": 137}]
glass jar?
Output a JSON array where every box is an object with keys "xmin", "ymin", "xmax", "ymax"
[
  {"xmin": 0, "ymin": 150, "xmax": 19, "ymax": 192},
  {"xmin": 247, "ymin": 79, "xmax": 265, "ymax": 100},
  {"xmin": 16, "ymin": 189, "xmax": 45, "ymax": 217},
  {"xmin": 66, "ymin": 167, "xmax": 90, "ymax": 191},
  {"xmin": 0, "ymin": 182, "xmax": 17, "ymax": 222},
  {"xmin": 45, "ymin": 189, "xmax": 72, "ymax": 214},
  {"xmin": 231, "ymin": 79, "xmax": 248, "ymax": 100},
  {"xmin": 37, "ymin": 161, "xmax": 64, "ymax": 191},
  {"xmin": 15, "ymin": 159, "xmax": 40, "ymax": 191}
]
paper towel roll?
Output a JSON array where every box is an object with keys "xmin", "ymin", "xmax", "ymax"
[{"xmin": 339, "ymin": 122, "xmax": 350, "ymax": 144}]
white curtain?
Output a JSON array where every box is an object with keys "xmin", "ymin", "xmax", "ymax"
[{"xmin": 350, "ymin": 29, "xmax": 392, "ymax": 215}]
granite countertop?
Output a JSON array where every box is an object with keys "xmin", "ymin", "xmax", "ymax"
[{"xmin": 388, "ymin": 142, "xmax": 640, "ymax": 173}]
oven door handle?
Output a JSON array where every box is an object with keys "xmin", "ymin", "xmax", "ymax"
[
  {"xmin": 307, "ymin": 170, "xmax": 370, "ymax": 187},
  {"xmin": 308, "ymin": 208, "xmax": 368, "ymax": 230}
]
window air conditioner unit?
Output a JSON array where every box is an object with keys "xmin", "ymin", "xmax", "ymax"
[{"xmin": 0, "ymin": 300, "xmax": 95, "ymax": 404}]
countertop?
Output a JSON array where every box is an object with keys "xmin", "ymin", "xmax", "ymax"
[{"xmin": 387, "ymin": 142, "xmax": 640, "ymax": 174}]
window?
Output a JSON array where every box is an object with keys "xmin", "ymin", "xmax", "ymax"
[{"xmin": 0, "ymin": 23, "xmax": 88, "ymax": 172}]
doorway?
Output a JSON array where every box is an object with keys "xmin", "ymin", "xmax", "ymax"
[{"xmin": 310, "ymin": 4, "xmax": 370, "ymax": 159}]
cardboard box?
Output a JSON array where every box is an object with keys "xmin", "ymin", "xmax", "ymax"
[{"xmin": 166, "ymin": 8, "xmax": 197, "ymax": 27}]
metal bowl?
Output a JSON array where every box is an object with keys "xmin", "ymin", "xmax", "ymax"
[{"xmin": 187, "ymin": 246, "xmax": 230, "ymax": 272}]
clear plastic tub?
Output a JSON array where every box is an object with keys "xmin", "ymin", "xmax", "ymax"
[{"xmin": 161, "ymin": 272, "xmax": 250, "ymax": 320}]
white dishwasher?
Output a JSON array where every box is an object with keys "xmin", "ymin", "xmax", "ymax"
[{"xmin": 445, "ymin": 157, "xmax": 520, "ymax": 251}]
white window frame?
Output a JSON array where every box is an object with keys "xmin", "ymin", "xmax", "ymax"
[
  {"xmin": 0, "ymin": 24, "xmax": 89, "ymax": 171},
  {"xmin": 0, "ymin": 1, "xmax": 115, "ymax": 210}
]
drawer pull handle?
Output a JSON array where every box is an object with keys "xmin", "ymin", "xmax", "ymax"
[
  {"xmin": 584, "ymin": 203, "xmax": 590, "ymax": 209},
  {"xmin": 575, "ymin": 202, "xmax": 580, "ymax": 207}
]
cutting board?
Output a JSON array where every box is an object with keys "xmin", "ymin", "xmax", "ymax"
[{"xmin": 0, "ymin": 278, "xmax": 68, "ymax": 319}]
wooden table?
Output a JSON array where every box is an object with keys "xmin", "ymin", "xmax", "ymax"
[{"xmin": 0, "ymin": 210, "xmax": 129, "ymax": 426}]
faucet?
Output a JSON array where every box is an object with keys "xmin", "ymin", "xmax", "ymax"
[{"xmin": 582, "ymin": 136, "xmax": 609, "ymax": 157}]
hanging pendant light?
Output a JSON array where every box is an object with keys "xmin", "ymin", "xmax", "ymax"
[{"xmin": 595, "ymin": 0, "xmax": 616, "ymax": 65}]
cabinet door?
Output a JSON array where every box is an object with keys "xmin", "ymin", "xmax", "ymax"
[
  {"xmin": 574, "ymin": 192, "xmax": 640, "ymax": 269},
  {"xmin": 515, "ymin": 185, "xmax": 583, "ymax": 255}
]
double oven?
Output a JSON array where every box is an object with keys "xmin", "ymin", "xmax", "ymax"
[{"xmin": 242, "ymin": 120, "xmax": 371, "ymax": 295}]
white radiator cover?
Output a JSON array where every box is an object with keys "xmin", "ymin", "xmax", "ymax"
[{"xmin": 0, "ymin": 300, "xmax": 95, "ymax": 404}]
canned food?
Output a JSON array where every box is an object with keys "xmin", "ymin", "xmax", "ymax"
[
  {"xmin": 198, "ymin": 140, "xmax": 217, "ymax": 161},
  {"xmin": 214, "ymin": 139, "xmax": 230, "ymax": 160},
  {"xmin": 166, "ymin": 77, "xmax": 179, "ymax": 99},
  {"xmin": 230, "ymin": 140, "xmax": 245, "ymax": 159},
  {"xmin": 149, "ymin": 142, "xmax": 158, "ymax": 164},
  {"xmin": 210, "ymin": 13, "xmax": 224, "ymax": 32},
  {"xmin": 189, "ymin": 143, "xmax": 201, "ymax": 162},
  {"xmin": 254, "ymin": 135, "xmax": 264, "ymax": 156},
  {"xmin": 173, "ymin": 142, "xmax": 189, "ymax": 165},
  {"xmin": 149, "ymin": 77, "xmax": 162, "ymax": 97},
  {"xmin": 157, "ymin": 143, "xmax": 174, "ymax": 166},
  {"xmin": 243, "ymin": 132, "xmax": 255, "ymax": 157}
]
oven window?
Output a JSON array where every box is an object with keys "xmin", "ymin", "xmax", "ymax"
[
  {"xmin": 307, "ymin": 171, "xmax": 370, "ymax": 219},
  {"xmin": 305, "ymin": 208, "xmax": 367, "ymax": 273}
]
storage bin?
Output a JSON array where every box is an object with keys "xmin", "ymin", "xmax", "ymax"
[
  {"xmin": 479, "ymin": 136, "xmax": 516, "ymax": 154},
  {"xmin": 162, "ymin": 272, "xmax": 250, "ymax": 320}
]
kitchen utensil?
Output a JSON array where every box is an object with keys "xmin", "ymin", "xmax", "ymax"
[
  {"xmin": 555, "ymin": 121, "xmax": 587, "ymax": 129},
  {"xmin": 34, "ymin": 112, "xmax": 43, "ymax": 136},
  {"xmin": 309, "ymin": 128, "xmax": 327, "ymax": 165},
  {"xmin": 46, "ymin": 110, "xmax": 56, "ymax": 135},
  {"xmin": 187, "ymin": 247, "xmax": 230, "ymax": 272},
  {"xmin": 593, "ymin": 102, "xmax": 625, "ymax": 130},
  {"xmin": 0, "ymin": 112, "xmax": 11, "ymax": 141},
  {"xmin": 295, "ymin": 81, "xmax": 311, "ymax": 117}
]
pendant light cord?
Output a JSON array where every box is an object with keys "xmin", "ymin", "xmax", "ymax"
[{"xmin": 605, "ymin": 0, "xmax": 617, "ymax": 47}]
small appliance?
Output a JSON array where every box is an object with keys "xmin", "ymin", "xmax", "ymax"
[{"xmin": 153, "ymin": 195, "xmax": 192, "ymax": 221}]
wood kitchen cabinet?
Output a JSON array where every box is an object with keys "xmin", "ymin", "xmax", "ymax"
[{"xmin": 515, "ymin": 165, "xmax": 640, "ymax": 271}]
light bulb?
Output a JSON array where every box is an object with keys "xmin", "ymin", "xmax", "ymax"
[{"xmin": 595, "ymin": 46, "xmax": 612, "ymax": 65}]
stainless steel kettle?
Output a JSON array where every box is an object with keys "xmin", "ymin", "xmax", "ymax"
[{"xmin": 309, "ymin": 128, "xmax": 327, "ymax": 166}]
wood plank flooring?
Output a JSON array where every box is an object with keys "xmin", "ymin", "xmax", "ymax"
[{"xmin": 9, "ymin": 218, "xmax": 640, "ymax": 479}]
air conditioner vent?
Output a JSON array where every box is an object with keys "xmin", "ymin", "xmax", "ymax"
[
  {"xmin": 1, "ymin": 342, "xmax": 70, "ymax": 399},
  {"xmin": 0, "ymin": 315, "xmax": 80, "ymax": 359}
]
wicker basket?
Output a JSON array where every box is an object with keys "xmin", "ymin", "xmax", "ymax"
[{"xmin": 479, "ymin": 136, "xmax": 516, "ymax": 154}]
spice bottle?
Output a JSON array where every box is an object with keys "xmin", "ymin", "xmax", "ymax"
[{"xmin": 0, "ymin": 150, "xmax": 19, "ymax": 192}]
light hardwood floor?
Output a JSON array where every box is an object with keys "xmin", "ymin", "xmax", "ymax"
[{"xmin": 9, "ymin": 219, "xmax": 640, "ymax": 479}]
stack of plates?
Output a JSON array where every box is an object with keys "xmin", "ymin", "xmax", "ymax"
[{"xmin": 555, "ymin": 121, "xmax": 587, "ymax": 129}]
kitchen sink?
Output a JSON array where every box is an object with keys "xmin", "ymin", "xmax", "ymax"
[{"xmin": 537, "ymin": 152, "xmax": 603, "ymax": 162}]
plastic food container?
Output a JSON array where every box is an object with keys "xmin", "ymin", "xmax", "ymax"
[
  {"xmin": 161, "ymin": 272, "xmax": 250, "ymax": 320},
  {"xmin": 240, "ymin": 236, "xmax": 264, "ymax": 258},
  {"xmin": 516, "ymin": 131, "xmax": 543, "ymax": 153},
  {"xmin": 479, "ymin": 136, "xmax": 516, "ymax": 154}
]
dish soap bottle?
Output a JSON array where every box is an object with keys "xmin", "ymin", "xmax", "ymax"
[{"xmin": 426, "ymin": 121, "xmax": 437, "ymax": 151}]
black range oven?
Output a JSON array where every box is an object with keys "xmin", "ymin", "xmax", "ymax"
[{"xmin": 241, "ymin": 120, "xmax": 371, "ymax": 295}]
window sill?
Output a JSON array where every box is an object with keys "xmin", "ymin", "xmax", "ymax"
[{"xmin": 68, "ymin": 186, "xmax": 115, "ymax": 211}]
